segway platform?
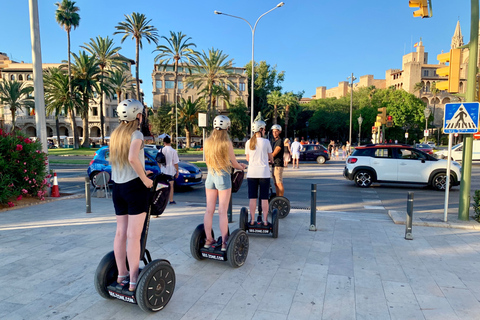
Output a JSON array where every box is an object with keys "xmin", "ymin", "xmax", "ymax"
[{"xmin": 239, "ymin": 207, "xmax": 279, "ymax": 238}]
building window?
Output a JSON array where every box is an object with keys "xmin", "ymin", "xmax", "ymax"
[
  {"xmin": 423, "ymin": 70, "xmax": 428, "ymax": 77},
  {"xmin": 27, "ymin": 74, "xmax": 32, "ymax": 80},
  {"xmin": 165, "ymin": 81, "xmax": 175, "ymax": 89},
  {"xmin": 18, "ymin": 75, "xmax": 24, "ymax": 81},
  {"xmin": 113, "ymin": 93, "xmax": 118, "ymax": 100},
  {"xmin": 92, "ymin": 107, "xmax": 98, "ymax": 116},
  {"xmin": 166, "ymin": 66, "xmax": 174, "ymax": 72},
  {"xmin": 113, "ymin": 109, "xmax": 118, "ymax": 117},
  {"xmin": 155, "ymin": 80, "xmax": 162, "ymax": 88},
  {"xmin": 161, "ymin": 95, "xmax": 167, "ymax": 104},
  {"xmin": 239, "ymin": 83, "xmax": 245, "ymax": 91},
  {"xmin": 187, "ymin": 95, "xmax": 192, "ymax": 102},
  {"xmin": 178, "ymin": 81, "xmax": 184, "ymax": 89},
  {"xmin": 10, "ymin": 75, "xmax": 15, "ymax": 80},
  {"xmin": 125, "ymin": 93, "xmax": 129, "ymax": 99}
]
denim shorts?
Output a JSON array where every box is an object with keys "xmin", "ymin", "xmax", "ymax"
[{"xmin": 205, "ymin": 170, "xmax": 231, "ymax": 191}]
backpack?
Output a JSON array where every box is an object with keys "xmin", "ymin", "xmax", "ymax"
[
  {"xmin": 150, "ymin": 174, "xmax": 171, "ymax": 216},
  {"xmin": 155, "ymin": 148, "xmax": 166, "ymax": 166}
]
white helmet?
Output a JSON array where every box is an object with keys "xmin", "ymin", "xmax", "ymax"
[
  {"xmin": 252, "ymin": 120, "xmax": 266, "ymax": 133},
  {"xmin": 117, "ymin": 99, "xmax": 144, "ymax": 122},
  {"xmin": 271, "ymin": 124, "xmax": 282, "ymax": 132},
  {"xmin": 213, "ymin": 115, "xmax": 231, "ymax": 130}
]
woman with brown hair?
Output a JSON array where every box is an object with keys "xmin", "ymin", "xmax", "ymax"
[{"xmin": 203, "ymin": 115, "xmax": 246, "ymax": 251}]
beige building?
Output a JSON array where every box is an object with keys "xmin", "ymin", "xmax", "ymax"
[{"xmin": 151, "ymin": 63, "xmax": 249, "ymax": 113}]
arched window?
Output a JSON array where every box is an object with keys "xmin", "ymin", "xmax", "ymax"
[
  {"xmin": 27, "ymin": 74, "xmax": 32, "ymax": 80},
  {"xmin": 10, "ymin": 75, "xmax": 15, "ymax": 80},
  {"xmin": 18, "ymin": 75, "xmax": 24, "ymax": 81}
]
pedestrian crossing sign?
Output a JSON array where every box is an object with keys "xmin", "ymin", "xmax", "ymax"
[{"xmin": 443, "ymin": 102, "xmax": 480, "ymax": 133}]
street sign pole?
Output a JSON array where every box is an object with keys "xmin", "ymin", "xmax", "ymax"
[{"xmin": 458, "ymin": 0, "xmax": 479, "ymax": 220}]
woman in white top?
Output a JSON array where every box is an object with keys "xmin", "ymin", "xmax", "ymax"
[{"xmin": 245, "ymin": 120, "xmax": 273, "ymax": 225}]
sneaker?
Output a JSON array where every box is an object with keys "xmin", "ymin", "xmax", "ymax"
[{"xmin": 169, "ymin": 201, "xmax": 176, "ymax": 205}]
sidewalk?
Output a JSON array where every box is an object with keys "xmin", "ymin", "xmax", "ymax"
[{"xmin": 1, "ymin": 197, "xmax": 480, "ymax": 319}]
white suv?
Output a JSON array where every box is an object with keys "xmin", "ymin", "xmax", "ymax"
[{"xmin": 344, "ymin": 144, "xmax": 461, "ymax": 190}]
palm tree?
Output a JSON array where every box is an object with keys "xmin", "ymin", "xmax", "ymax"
[
  {"xmin": 0, "ymin": 80, "xmax": 34, "ymax": 132},
  {"xmin": 200, "ymin": 84, "xmax": 231, "ymax": 113},
  {"xmin": 413, "ymin": 82, "xmax": 424, "ymax": 98},
  {"xmin": 55, "ymin": 0, "xmax": 81, "ymax": 148},
  {"xmin": 186, "ymin": 48, "xmax": 236, "ymax": 126},
  {"xmin": 154, "ymin": 31, "xmax": 198, "ymax": 143},
  {"xmin": 267, "ymin": 90, "xmax": 283, "ymax": 124},
  {"xmin": 81, "ymin": 36, "xmax": 125, "ymax": 145},
  {"xmin": 114, "ymin": 12, "xmax": 159, "ymax": 101},
  {"xmin": 178, "ymin": 97, "xmax": 202, "ymax": 148},
  {"xmin": 108, "ymin": 69, "xmax": 135, "ymax": 102},
  {"xmin": 71, "ymin": 51, "xmax": 101, "ymax": 148},
  {"xmin": 281, "ymin": 91, "xmax": 298, "ymax": 138},
  {"xmin": 430, "ymin": 82, "xmax": 440, "ymax": 141}
]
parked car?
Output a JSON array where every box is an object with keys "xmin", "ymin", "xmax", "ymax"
[
  {"xmin": 426, "ymin": 141, "xmax": 437, "ymax": 148},
  {"xmin": 415, "ymin": 143, "xmax": 434, "ymax": 155},
  {"xmin": 343, "ymin": 144, "xmax": 461, "ymax": 190},
  {"xmin": 87, "ymin": 146, "xmax": 203, "ymax": 188},
  {"xmin": 299, "ymin": 144, "xmax": 330, "ymax": 164},
  {"xmin": 435, "ymin": 140, "xmax": 480, "ymax": 162}
]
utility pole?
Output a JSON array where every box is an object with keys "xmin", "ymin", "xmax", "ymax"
[{"xmin": 347, "ymin": 73, "xmax": 356, "ymax": 145}]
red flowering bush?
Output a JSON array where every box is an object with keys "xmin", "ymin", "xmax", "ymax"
[{"xmin": 0, "ymin": 129, "xmax": 51, "ymax": 205}]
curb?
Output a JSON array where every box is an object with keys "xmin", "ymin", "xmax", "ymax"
[
  {"xmin": 388, "ymin": 210, "xmax": 480, "ymax": 230},
  {"xmin": 0, "ymin": 194, "xmax": 84, "ymax": 213}
]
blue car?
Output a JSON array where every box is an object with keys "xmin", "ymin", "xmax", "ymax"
[{"xmin": 87, "ymin": 146, "xmax": 203, "ymax": 188}]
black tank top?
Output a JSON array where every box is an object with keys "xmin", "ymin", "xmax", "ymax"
[{"xmin": 284, "ymin": 145, "xmax": 290, "ymax": 154}]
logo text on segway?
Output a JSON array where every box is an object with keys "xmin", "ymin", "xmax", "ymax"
[
  {"xmin": 248, "ymin": 228, "xmax": 270, "ymax": 234},
  {"xmin": 108, "ymin": 290, "xmax": 136, "ymax": 303},
  {"xmin": 201, "ymin": 252, "xmax": 225, "ymax": 261}
]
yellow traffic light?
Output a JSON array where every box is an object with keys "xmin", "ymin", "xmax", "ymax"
[
  {"xmin": 409, "ymin": 0, "xmax": 430, "ymax": 18},
  {"xmin": 377, "ymin": 107, "xmax": 386, "ymax": 125},
  {"xmin": 436, "ymin": 48, "xmax": 461, "ymax": 93}
]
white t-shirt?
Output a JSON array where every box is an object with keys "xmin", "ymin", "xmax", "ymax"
[
  {"xmin": 245, "ymin": 137, "xmax": 272, "ymax": 178},
  {"xmin": 291, "ymin": 141, "xmax": 302, "ymax": 155},
  {"xmin": 160, "ymin": 145, "xmax": 179, "ymax": 176}
]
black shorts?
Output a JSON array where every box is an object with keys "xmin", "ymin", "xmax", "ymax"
[
  {"xmin": 112, "ymin": 177, "xmax": 149, "ymax": 215},
  {"xmin": 247, "ymin": 178, "xmax": 270, "ymax": 200}
]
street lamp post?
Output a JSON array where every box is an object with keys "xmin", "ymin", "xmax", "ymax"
[
  {"xmin": 424, "ymin": 107, "xmax": 431, "ymax": 143},
  {"xmin": 215, "ymin": 2, "xmax": 285, "ymax": 135},
  {"xmin": 306, "ymin": 121, "xmax": 309, "ymax": 140},
  {"xmin": 347, "ymin": 73, "xmax": 356, "ymax": 145},
  {"xmin": 357, "ymin": 114, "xmax": 363, "ymax": 146}
]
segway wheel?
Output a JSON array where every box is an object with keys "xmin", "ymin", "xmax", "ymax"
[
  {"xmin": 227, "ymin": 229, "xmax": 249, "ymax": 268},
  {"xmin": 94, "ymin": 251, "xmax": 117, "ymax": 299},
  {"xmin": 269, "ymin": 196, "xmax": 290, "ymax": 219},
  {"xmin": 239, "ymin": 207, "xmax": 248, "ymax": 231},
  {"xmin": 272, "ymin": 208, "xmax": 279, "ymax": 239},
  {"xmin": 190, "ymin": 224, "xmax": 214, "ymax": 261},
  {"xmin": 136, "ymin": 259, "xmax": 175, "ymax": 312}
]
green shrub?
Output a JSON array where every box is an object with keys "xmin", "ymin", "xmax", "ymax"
[
  {"xmin": 0, "ymin": 129, "xmax": 50, "ymax": 206},
  {"xmin": 472, "ymin": 190, "xmax": 480, "ymax": 222}
]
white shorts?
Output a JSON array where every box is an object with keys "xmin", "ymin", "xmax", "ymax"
[{"xmin": 292, "ymin": 153, "xmax": 300, "ymax": 159}]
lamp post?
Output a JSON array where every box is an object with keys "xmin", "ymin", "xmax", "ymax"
[
  {"xmin": 347, "ymin": 73, "xmax": 356, "ymax": 145},
  {"xmin": 306, "ymin": 121, "xmax": 309, "ymax": 140},
  {"xmin": 424, "ymin": 107, "xmax": 431, "ymax": 143},
  {"xmin": 357, "ymin": 114, "xmax": 363, "ymax": 146},
  {"xmin": 215, "ymin": 2, "xmax": 285, "ymax": 135}
]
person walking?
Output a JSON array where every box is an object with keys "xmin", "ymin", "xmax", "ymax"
[
  {"xmin": 283, "ymin": 138, "xmax": 292, "ymax": 168},
  {"xmin": 160, "ymin": 136, "xmax": 179, "ymax": 205},
  {"xmin": 270, "ymin": 124, "xmax": 285, "ymax": 197},
  {"xmin": 246, "ymin": 120, "xmax": 273, "ymax": 225},
  {"xmin": 203, "ymin": 115, "xmax": 246, "ymax": 251},
  {"xmin": 110, "ymin": 99, "xmax": 153, "ymax": 293},
  {"xmin": 291, "ymin": 137, "xmax": 302, "ymax": 169}
]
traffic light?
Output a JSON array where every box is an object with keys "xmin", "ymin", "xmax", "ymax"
[
  {"xmin": 372, "ymin": 126, "xmax": 377, "ymax": 134},
  {"xmin": 386, "ymin": 115, "xmax": 393, "ymax": 128},
  {"xmin": 436, "ymin": 48, "xmax": 461, "ymax": 93},
  {"xmin": 377, "ymin": 107, "xmax": 387, "ymax": 125},
  {"xmin": 409, "ymin": 0, "xmax": 431, "ymax": 18}
]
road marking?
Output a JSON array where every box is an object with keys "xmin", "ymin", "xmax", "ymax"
[{"xmin": 364, "ymin": 206, "xmax": 385, "ymax": 210}]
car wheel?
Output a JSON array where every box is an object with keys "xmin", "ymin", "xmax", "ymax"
[
  {"xmin": 432, "ymin": 172, "xmax": 453, "ymax": 191},
  {"xmin": 354, "ymin": 170, "xmax": 373, "ymax": 188},
  {"xmin": 89, "ymin": 171, "xmax": 100, "ymax": 188},
  {"xmin": 316, "ymin": 156, "xmax": 326, "ymax": 164}
]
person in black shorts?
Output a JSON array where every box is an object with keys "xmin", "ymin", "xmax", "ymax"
[{"xmin": 270, "ymin": 124, "xmax": 284, "ymax": 197}]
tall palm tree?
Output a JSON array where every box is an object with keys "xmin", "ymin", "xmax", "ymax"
[
  {"xmin": 0, "ymin": 80, "xmax": 34, "ymax": 132},
  {"xmin": 430, "ymin": 82, "xmax": 440, "ymax": 141},
  {"xmin": 186, "ymin": 48, "xmax": 236, "ymax": 126},
  {"xmin": 71, "ymin": 51, "xmax": 101, "ymax": 148},
  {"xmin": 200, "ymin": 84, "xmax": 231, "ymax": 113},
  {"xmin": 108, "ymin": 69, "xmax": 135, "ymax": 102},
  {"xmin": 178, "ymin": 97, "xmax": 202, "ymax": 148},
  {"xmin": 81, "ymin": 36, "xmax": 125, "ymax": 145},
  {"xmin": 267, "ymin": 90, "xmax": 283, "ymax": 124},
  {"xmin": 114, "ymin": 12, "xmax": 159, "ymax": 101},
  {"xmin": 55, "ymin": 0, "xmax": 81, "ymax": 149},
  {"xmin": 413, "ymin": 82, "xmax": 424, "ymax": 98},
  {"xmin": 154, "ymin": 31, "xmax": 198, "ymax": 143},
  {"xmin": 281, "ymin": 91, "xmax": 298, "ymax": 138}
]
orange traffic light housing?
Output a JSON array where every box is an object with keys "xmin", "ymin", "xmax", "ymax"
[
  {"xmin": 409, "ymin": 0, "xmax": 431, "ymax": 18},
  {"xmin": 436, "ymin": 48, "xmax": 461, "ymax": 93},
  {"xmin": 377, "ymin": 107, "xmax": 387, "ymax": 125}
]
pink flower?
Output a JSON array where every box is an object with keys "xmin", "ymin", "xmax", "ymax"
[
  {"xmin": 22, "ymin": 189, "xmax": 28, "ymax": 194},
  {"xmin": 24, "ymin": 169, "xmax": 27, "ymax": 173},
  {"xmin": 8, "ymin": 183, "xmax": 13, "ymax": 187},
  {"xmin": 7, "ymin": 202, "xmax": 14, "ymax": 207},
  {"xmin": 16, "ymin": 195, "xmax": 22, "ymax": 201},
  {"xmin": 24, "ymin": 138, "xmax": 31, "ymax": 144},
  {"xmin": 16, "ymin": 144, "xmax": 23, "ymax": 151}
]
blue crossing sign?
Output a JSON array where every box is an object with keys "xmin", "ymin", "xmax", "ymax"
[{"xmin": 443, "ymin": 102, "xmax": 480, "ymax": 134}]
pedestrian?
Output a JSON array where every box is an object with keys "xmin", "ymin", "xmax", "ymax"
[
  {"xmin": 270, "ymin": 124, "xmax": 285, "ymax": 197},
  {"xmin": 283, "ymin": 138, "xmax": 292, "ymax": 168},
  {"xmin": 110, "ymin": 99, "xmax": 153, "ymax": 293},
  {"xmin": 246, "ymin": 120, "xmax": 273, "ymax": 225},
  {"xmin": 291, "ymin": 137, "xmax": 302, "ymax": 169},
  {"xmin": 346, "ymin": 141, "xmax": 351, "ymax": 156},
  {"xmin": 335, "ymin": 146, "xmax": 339, "ymax": 160},
  {"xmin": 204, "ymin": 115, "xmax": 246, "ymax": 251},
  {"xmin": 342, "ymin": 145, "xmax": 346, "ymax": 160},
  {"xmin": 160, "ymin": 136, "xmax": 179, "ymax": 205}
]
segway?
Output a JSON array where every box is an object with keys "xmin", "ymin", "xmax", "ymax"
[
  {"xmin": 94, "ymin": 174, "xmax": 175, "ymax": 313},
  {"xmin": 239, "ymin": 205, "xmax": 279, "ymax": 238},
  {"xmin": 268, "ymin": 183, "xmax": 291, "ymax": 219}
]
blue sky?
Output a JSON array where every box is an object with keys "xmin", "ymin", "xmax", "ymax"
[{"xmin": 1, "ymin": 0, "xmax": 472, "ymax": 106}]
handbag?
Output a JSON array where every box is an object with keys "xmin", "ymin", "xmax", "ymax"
[{"xmin": 231, "ymin": 170, "xmax": 244, "ymax": 193}]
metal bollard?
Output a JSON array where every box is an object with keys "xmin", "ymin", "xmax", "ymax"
[
  {"xmin": 85, "ymin": 177, "xmax": 91, "ymax": 213},
  {"xmin": 309, "ymin": 184, "xmax": 317, "ymax": 231},
  {"xmin": 405, "ymin": 191, "xmax": 414, "ymax": 240}
]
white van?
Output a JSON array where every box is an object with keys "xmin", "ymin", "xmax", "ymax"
[{"xmin": 435, "ymin": 140, "xmax": 480, "ymax": 162}]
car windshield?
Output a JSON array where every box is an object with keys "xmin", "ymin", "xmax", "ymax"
[
  {"xmin": 144, "ymin": 147, "xmax": 159, "ymax": 158},
  {"xmin": 415, "ymin": 144, "xmax": 430, "ymax": 148}
]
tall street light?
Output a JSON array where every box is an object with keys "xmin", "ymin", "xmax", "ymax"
[
  {"xmin": 357, "ymin": 114, "xmax": 363, "ymax": 146},
  {"xmin": 347, "ymin": 73, "xmax": 356, "ymax": 145},
  {"xmin": 424, "ymin": 107, "xmax": 431, "ymax": 143},
  {"xmin": 215, "ymin": 2, "xmax": 285, "ymax": 135}
]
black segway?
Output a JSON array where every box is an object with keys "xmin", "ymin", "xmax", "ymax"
[
  {"xmin": 94, "ymin": 174, "xmax": 175, "ymax": 313},
  {"xmin": 268, "ymin": 182, "xmax": 291, "ymax": 219},
  {"xmin": 239, "ymin": 204, "xmax": 279, "ymax": 238}
]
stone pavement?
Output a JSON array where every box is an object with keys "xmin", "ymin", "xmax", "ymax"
[{"xmin": 1, "ymin": 196, "xmax": 480, "ymax": 319}]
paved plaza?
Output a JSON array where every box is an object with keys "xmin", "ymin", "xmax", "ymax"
[{"xmin": 1, "ymin": 196, "xmax": 480, "ymax": 319}]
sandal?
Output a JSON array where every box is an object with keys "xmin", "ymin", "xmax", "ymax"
[
  {"xmin": 204, "ymin": 238, "xmax": 216, "ymax": 248},
  {"xmin": 129, "ymin": 282, "xmax": 137, "ymax": 292},
  {"xmin": 116, "ymin": 274, "xmax": 129, "ymax": 289},
  {"xmin": 221, "ymin": 242, "xmax": 227, "ymax": 252}
]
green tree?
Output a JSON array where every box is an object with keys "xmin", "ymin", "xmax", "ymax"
[
  {"xmin": 81, "ymin": 36, "xmax": 125, "ymax": 145},
  {"xmin": 266, "ymin": 90, "xmax": 283, "ymax": 124},
  {"xmin": 55, "ymin": 0, "xmax": 81, "ymax": 148},
  {"xmin": 154, "ymin": 31, "xmax": 198, "ymax": 142},
  {"xmin": 227, "ymin": 98, "xmax": 249, "ymax": 141},
  {"xmin": 186, "ymin": 48, "xmax": 236, "ymax": 127},
  {"xmin": 413, "ymin": 82, "xmax": 424, "ymax": 98},
  {"xmin": 178, "ymin": 97, "xmax": 202, "ymax": 148},
  {"xmin": 150, "ymin": 103, "xmax": 174, "ymax": 136},
  {"xmin": 0, "ymin": 80, "xmax": 34, "ymax": 132},
  {"xmin": 108, "ymin": 69, "xmax": 134, "ymax": 102},
  {"xmin": 281, "ymin": 91, "xmax": 298, "ymax": 138}
]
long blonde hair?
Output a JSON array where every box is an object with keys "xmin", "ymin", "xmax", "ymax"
[
  {"xmin": 205, "ymin": 130, "xmax": 231, "ymax": 174},
  {"xmin": 110, "ymin": 120, "xmax": 139, "ymax": 170}
]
